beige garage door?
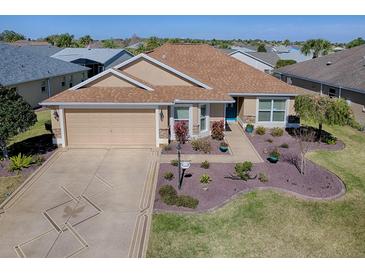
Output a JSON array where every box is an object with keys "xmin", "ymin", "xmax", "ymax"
[{"xmin": 65, "ymin": 109, "xmax": 156, "ymax": 147}]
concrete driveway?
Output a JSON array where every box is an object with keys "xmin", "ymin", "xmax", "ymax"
[{"xmin": 0, "ymin": 148, "xmax": 158, "ymax": 258}]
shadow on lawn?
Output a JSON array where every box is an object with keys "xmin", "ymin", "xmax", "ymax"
[{"xmin": 7, "ymin": 134, "xmax": 57, "ymax": 157}]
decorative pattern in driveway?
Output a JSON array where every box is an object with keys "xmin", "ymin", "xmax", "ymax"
[{"xmin": 0, "ymin": 148, "xmax": 159, "ymax": 258}]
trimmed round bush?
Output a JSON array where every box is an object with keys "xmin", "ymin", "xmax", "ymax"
[
  {"xmin": 271, "ymin": 127, "xmax": 284, "ymax": 137},
  {"xmin": 175, "ymin": 195, "xmax": 199, "ymax": 209},
  {"xmin": 255, "ymin": 126, "xmax": 266, "ymax": 135}
]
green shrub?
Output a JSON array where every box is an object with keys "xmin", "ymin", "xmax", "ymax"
[
  {"xmin": 32, "ymin": 154, "xmax": 45, "ymax": 166},
  {"xmin": 191, "ymin": 139, "xmax": 212, "ymax": 154},
  {"xmin": 170, "ymin": 159, "xmax": 179, "ymax": 166},
  {"xmin": 271, "ymin": 127, "xmax": 284, "ymax": 137},
  {"xmin": 163, "ymin": 172, "xmax": 174, "ymax": 181},
  {"xmin": 159, "ymin": 185, "xmax": 178, "ymax": 205},
  {"xmin": 234, "ymin": 161, "xmax": 253, "ymax": 180},
  {"xmin": 323, "ymin": 135, "xmax": 337, "ymax": 145},
  {"xmin": 200, "ymin": 174, "xmax": 211, "ymax": 184},
  {"xmin": 220, "ymin": 141, "xmax": 228, "ymax": 147},
  {"xmin": 8, "ymin": 153, "xmax": 33, "ymax": 171},
  {"xmin": 266, "ymin": 138, "xmax": 273, "ymax": 143},
  {"xmin": 280, "ymin": 143, "xmax": 289, "ymax": 148},
  {"xmin": 258, "ymin": 172, "xmax": 268, "ymax": 183},
  {"xmin": 175, "ymin": 195, "xmax": 199, "ymax": 209},
  {"xmin": 200, "ymin": 160, "xmax": 210, "ymax": 169},
  {"xmin": 163, "ymin": 145, "xmax": 172, "ymax": 151},
  {"xmin": 255, "ymin": 126, "xmax": 266, "ymax": 135},
  {"xmin": 159, "ymin": 185, "xmax": 199, "ymax": 209},
  {"xmin": 270, "ymin": 148, "xmax": 280, "ymax": 159}
]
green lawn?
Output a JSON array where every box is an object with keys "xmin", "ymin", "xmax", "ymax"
[
  {"xmin": 9, "ymin": 110, "xmax": 51, "ymax": 145},
  {"xmin": 0, "ymin": 176, "xmax": 24, "ymax": 204},
  {"xmin": 147, "ymin": 125, "xmax": 365, "ymax": 257}
]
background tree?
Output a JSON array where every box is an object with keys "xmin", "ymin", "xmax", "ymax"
[
  {"xmin": 301, "ymin": 39, "xmax": 332, "ymax": 58},
  {"xmin": 102, "ymin": 38, "xmax": 118, "ymax": 48},
  {"xmin": 294, "ymin": 95, "xmax": 354, "ymax": 141},
  {"xmin": 0, "ymin": 30, "xmax": 25, "ymax": 42},
  {"xmin": 347, "ymin": 37, "xmax": 365, "ymax": 48},
  {"xmin": 78, "ymin": 35, "xmax": 93, "ymax": 47},
  {"xmin": 283, "ymin": 39, "xmax": 291, "ymax": 46},
  {"xmin": 53, "ymin": 33, "xmax": 74, "ymax": 47},
  {"xmin": 0, "ymin": 87, "xmax": 37, "ymax": 158},
  {"xmin": 275, "ymin": 59, "xmax": 297, "ymax": 68},
  {"xmin": 257, "ymin": 43, "xmax": 267, "ymax": 52}
]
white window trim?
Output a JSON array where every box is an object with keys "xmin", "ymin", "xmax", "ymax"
[
  {"xmin": 255, "ymin": 97, "xmax": 289, "ymax": 126},
  {"xmin": 169, "ymin": 104, "xmax": 193, "ymax": 140},
  {"xmin": 199, "ymin": 103, "xmax": 210, "ymax": 134}
]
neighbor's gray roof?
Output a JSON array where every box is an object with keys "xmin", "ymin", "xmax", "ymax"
[
  {"xmin": 51, "ymin": 48, "xmax": 131, "ymax": 66},
  {"xmin": 231, "ymin": 50, "xmax": 280, "ymax": 67},
  {"xmin": 276, "ymin": 44, "xmax": 365, "ymax": 92},
  {"xmin": 0, "ymin": 43, "xmax": 89, "ymax": 86},
  {"xmin": 9, "ymin": 44, "xmax": 62, "ymax": 57}
]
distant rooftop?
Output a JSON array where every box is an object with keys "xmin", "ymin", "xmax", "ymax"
[
  {"xmin": 0, "ymin": 43, "xmax": 89, "ymax": 86},
  {"xmin": 276, "ymin": 44, "xmax": 365, "ymax": 93}
]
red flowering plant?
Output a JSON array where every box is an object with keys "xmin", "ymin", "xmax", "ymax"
[
  {"xmin": 211, "ymin": 120, "xmax": 225, "ymax": 140},
  {"xmin": 174, "ymin": 121, "xmax": 189, "ymax": 144}
]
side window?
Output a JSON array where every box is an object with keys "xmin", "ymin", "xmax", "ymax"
[
  {"xmin": 61, "ymin": 76, "xmax": 66, "ymax": 87},
  {"xmin": 286, "ymin": 77, "xmax": 292, "ymax": 85},
  {"xmin": 69, "ymin": 75, "xmax": 73, "ymax": 88},
  {"xmin": 328, "ymin": 88, "xmax": 336, "ymax": 98},
  {"xmin": 41, "ymin": 80, "xmax": 47, "ymax": 92}
]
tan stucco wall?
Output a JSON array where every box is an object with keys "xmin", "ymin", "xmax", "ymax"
[
  {"xmin": 192, "ymin": 104, "xmax": 199, "ymax": 135},
  {"xmin": 159, "ymin": 106, "xmax": 169, "ymax": 144},
  {"xmin": 288, "ymin": 98, "xmax": 296, "ymax": 115},
  {"xmin": 11, "ymin": 71, "xmax": 85, "ymax": 108},
  {"xmin": 243, "ymin": 97, "xmax": 257, "ymax": 117},
  {"xmin": 121, "ymin": 59, "xmax": 194, "ymax": 86},
  {"xmin": 85, "ymin": 74, "xmax": 135, "ymax": 88},
  {"xmin": 210, "ymin": 103, "xmax": 224, "ymax": 122}
]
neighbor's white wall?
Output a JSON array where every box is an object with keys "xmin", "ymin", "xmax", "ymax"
[{"xmin": 231, "ymin": 52, "xmax": 273, "ymax": 72}]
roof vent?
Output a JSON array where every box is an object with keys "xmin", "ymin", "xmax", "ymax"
[{"xmin": 326, "ymin": 61, "xmax": 332, "ymax": 66}]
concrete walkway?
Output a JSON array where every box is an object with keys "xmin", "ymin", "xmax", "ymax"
[{"xmin": 160, "ymin": 123, "xmax": 263, "ymax": 163}]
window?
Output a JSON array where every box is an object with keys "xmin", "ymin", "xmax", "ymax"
[
  {"xmin": 328, "ymin": 88, "xmax": 336, "ymax": 98},
  {"xmin": 174, "ymin": 107, "xmax": 190, "ymax": 123},
  {"xmin": 61, "ymin": 76, "xmax": 66, "ymax": 87},
  {"xmin": 258, "ymin": 99, "xmax": 287, "ymax": 122},
  {"xmin": 41, "ymin": 81, "xmax": 47, "ymax": 92},
  {"xmin": 200, "ymin": 104, "xmax": 207, "ymax": 132},
  {"xmin": 286, "ymin": 77, "xmax": 292, "ymax": 85},
  {"xmin": 69, "ymin": 75, "xmax": 73, "ymax": 88}
]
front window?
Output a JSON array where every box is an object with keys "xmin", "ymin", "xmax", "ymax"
[
  {"xmin": 258, "ymin": 99, "xmax": 287, "ymax": 122},
  {"xmin": 41, "ymin": 81, "xmax": 47, "ymax": 92},
  {"xmin": 200, "ymin": 104, "xmax": 207, "ymax": 132},
  {"xmin": 174, "ymin": 106, "xmax": 189, "ymax": 124}
]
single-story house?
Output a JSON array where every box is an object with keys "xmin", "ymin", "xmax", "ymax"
[
  {"xmin": 41, "ymin": 43, "xmax": 308, "ymax": 148},
  {"xmin": 0, "ymin": 43, "xmax": 89, "ymax": 108},
  {"xmin": 51, "ymin": 48, "xmax": 134, "ymax": 77},
  {"xmin": 274, "ymin": 44, "xmax": 365, "ymax": 125},
  {"xmin": 229, "ymin": 50, "xmax": 280, "ymax": 73},
  {"xmin": 8, "ymin": 42, "xmax": 62, "ymax": 57},
  {"xmin": 270, "ymin": 45, "xmax": 313, "ymax": 62}
]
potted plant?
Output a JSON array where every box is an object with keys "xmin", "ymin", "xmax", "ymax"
[
  {"xmin": 200, "ymin": 174, "xmax": 211, "ymax": 191},
  {"xmin": 245, "ymin": 123, "xmax": 254, "ymax": 133},
  {"xmin": 219, "ymin": 141, "xmax": 229, "ymax": 152},
  {"xmin": 268, "ymin": 148, "xmax": 280, "ymax": 163}
]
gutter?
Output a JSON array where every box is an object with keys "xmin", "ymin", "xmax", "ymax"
[
  {"xmin": 229, "ymin": 92, "xmax": 299, "ymax": 96},
  {"xmin": 39, "ymin": 102, "xmax": 174, "ymax": 107}
]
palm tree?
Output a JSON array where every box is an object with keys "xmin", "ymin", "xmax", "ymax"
[{"xmin": 301, "ymin": 39, "xmax": 332, "ymax": 59}]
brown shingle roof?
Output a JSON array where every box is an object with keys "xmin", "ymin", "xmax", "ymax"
[
  {"xmin": 43, "ymin": 44, "xmax": 308, "ymax": 105},
  {"xmin": 148, "ymin": 43, "xmax": 303, "ymax": 94},
  {"xmin": 43, "ymin": 86, "xmax": 233, "ymax": 104}
]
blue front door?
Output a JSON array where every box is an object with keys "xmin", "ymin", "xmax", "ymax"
[{"xmin": 226, "ymin": 98, "xmax": 237, "ymax": 121}]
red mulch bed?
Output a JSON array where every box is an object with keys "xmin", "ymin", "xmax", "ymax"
[
  {"xmin": 161, "ymin": 137, "xmax": 229, "ymax": 155},
  {"xmin": 154, "ymin": 128, "xmax": 345, "ymax": 212}
]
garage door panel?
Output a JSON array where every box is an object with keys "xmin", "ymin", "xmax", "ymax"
[{"xmin": 65, "ymin": 109, "xmax": 156, "ymax": 147}]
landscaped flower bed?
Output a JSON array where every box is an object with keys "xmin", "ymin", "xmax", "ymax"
[
  {"xmin": 154, "ymin": 126, "xmax": 345, "ymax": 212},
  {"xmin": 162, "ymin": 137, "xmax": 229, "ymax": 155}
]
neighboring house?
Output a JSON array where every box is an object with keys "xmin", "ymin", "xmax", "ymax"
[
  {"xmin": 268, "ymin": 45, "xmax": 313, "ymax": 62},
  {"xmin": 274, "ymin": 45, "xmax": 365, "ymax": 125},
  {"xmin": 229, "ymin": 50, "xmax": 280, "ymax": 73},
  {"xmin": 127, "ymin": 41, "xmax": 144, "ymax": 49},
  {"xmin": 51, "ymin": 48, "xmax": 134, "ymax": 77},
  {"xmin": 0, "ymin": 43, "xmax": 89, "ymax": 108},
  {"xmin": 9, "ymin": 44, "xmax": 62, "ymax": 57},
  {"xmin": 231, "ymin": 45, "xmax": 257, "ymax": 52},
  {"xmin": 41, "ymin": 44, "xmax": 308, "ymax": 148}
]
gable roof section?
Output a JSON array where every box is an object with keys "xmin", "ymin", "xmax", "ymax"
[
  {"xmin": 70, "ymin": 69, "xmax": 154, "ymax": 91},
  {"xmin": 148, "ymin": 43, "xmax": 302, "ymax": 94},
  {"xmin": 275, "ymin": 44, "xmax": 365, "ymax": 92},
  {"xmin": 0, "ymin": 43, "xmax": 89, "ymax": 86},
  {"xmin": 51, "ymin": 48, "xmax": 131, "ymax": 66},
  {"xmin": 114, "ymin": 53, "xmax": 212, "ymax": 89},
  {"xmin": 230, "ymin": 50, "xmax": 280, "ymax": 68}
]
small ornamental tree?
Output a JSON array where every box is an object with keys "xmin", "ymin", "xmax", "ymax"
[
  {"xmin": 294, "ymin": 95, "xmax": 354, "ymax": 141},
  {"xmin": 275, "ymin": 59, "xmax": 297, "ymax": 68},
  {"xmin": 174, "ymin": 121, "xmax": 189, "ymax": 144},
  {"xmin": 0, "ymin": 87, "xmax": 37, "ymax": 158},
  {"xmin": 257, "ymin": 44, "xmax": 267, "ymax": 52}
]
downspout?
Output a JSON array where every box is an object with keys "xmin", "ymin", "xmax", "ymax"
[
  {"xmin": 339, "ymin": 87, "xmax": 342, "ymax": 98},
  {"xmin": 320, "ymin": 83, "xmax": 323, "ymax": 95},
  {"xmin": 47, "ymin": 78, "xmax": 51, "ymax": 98}
]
